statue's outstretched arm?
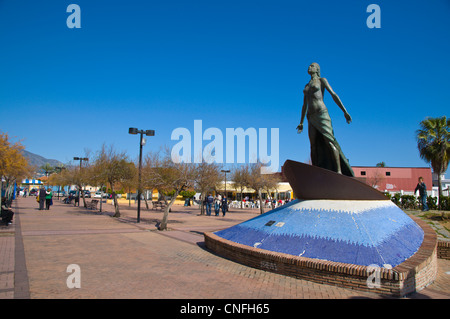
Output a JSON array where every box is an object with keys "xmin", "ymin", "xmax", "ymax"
[{"xmin": 321, "ymin": 78, "xmax": 352, "ymax": 124}]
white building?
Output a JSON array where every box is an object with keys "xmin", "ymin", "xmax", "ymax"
[{"xmin": 432, "ymin": 172, "xmax": 450, "ymax": 196}]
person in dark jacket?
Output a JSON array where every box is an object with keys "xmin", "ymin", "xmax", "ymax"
[
  {"xmin": 1, "ymin": 206, "xmax": 14, "ymax": 225},
  {"xmin": 39, "ymin": 186, "xmax": 46, "ymax": 210},
  {"xmin": 205, "ymin": 194, "xmax": 214, "ymax": 216},
  {"xmin": 414, "ymin": 177, "xmax": 429, "ymax": 211},
  {"xmin": 221, "ymin": 196, "xmax": 228, "ymax": 217},
  {"xmin": 45, "ymin": 188, "xmax": 53, "ymax": 210}
]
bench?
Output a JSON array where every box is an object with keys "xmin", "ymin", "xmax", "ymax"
[
  {"xmin": 152, "ymin": 201, "xmax": 166, "ymax": 211},
  {"xmin": 86, "ymin": 199, "xmax": 99, "ymax": 210}
]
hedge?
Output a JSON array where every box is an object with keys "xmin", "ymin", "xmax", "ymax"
[{"xmin": 384, "ymin": 192, "xmax": 450, "ymax": 210}]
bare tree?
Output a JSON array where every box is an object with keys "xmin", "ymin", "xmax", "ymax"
[
  {"xmin": 61, "ymin": 164, "xmax": 87, "ymax": 207},
  {"xmin": 48, "ymin": 167, "xmax": 69, "ymax": 199},
  {"xmin": 93, "ymin": 145, "xmax": 136, "ymax": 217},
  {"xmin": 231, "ymin": 164, "xmax": 249, "ymax": 209},
  {"xmin": 367, "ymin": 169, "xmax": 385, "ymax": 190},
  {"xmin": 141, "ymin": 151, "xmax": 161, "ymax": 209},
  {"xmin": 143, "ymin": 149, "xmax": 195, "ymax": 230},
  {"xmin": 246, "ymin": 162, "xmax": 278, "ymax": 214},
  {"xmin": 193, "ymin": 161, "xmax": 223, "ymax": 215}
]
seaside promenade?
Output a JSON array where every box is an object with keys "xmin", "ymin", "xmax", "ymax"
[{"xmin": 1, "ymin": 196, "xmax": 449, "ymax": 300}]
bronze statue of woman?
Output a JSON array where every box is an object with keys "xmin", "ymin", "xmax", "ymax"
[{"xmin": 297, "ymin": 63, "xmax": 354, "ymax": 177}]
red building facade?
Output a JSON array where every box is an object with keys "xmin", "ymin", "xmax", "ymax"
[{"xmin": 352, "ymin": 166, "xmax": 433, "ymax": 194}]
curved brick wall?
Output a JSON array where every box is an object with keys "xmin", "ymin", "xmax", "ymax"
[{"xmin": 438, "ymin": 241, "xmax": 450, "ymax": 260}]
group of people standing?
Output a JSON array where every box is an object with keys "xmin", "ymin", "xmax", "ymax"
[
  {"xmin": 205, "ymin": 194, "xmax": 228, "ymax": 216},
  {"xmin": 37, "ymin": 186, "xmax": 53, "ymax": 210}
]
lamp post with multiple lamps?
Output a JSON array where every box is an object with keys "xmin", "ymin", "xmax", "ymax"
[
  {"xmin": 73, "ymin": 157, "xmax": 89, "ymax": 206},
  {"xmin": 221, "ymin": 169, "xmax": 230, "ymax": 203},
  {"xmin": 73, "ymin": 157, "xmax": 88, "ymax": 206},
  {"xmin": 129, "ymin": 128, "xmax": 155, "ymax": 223},
  {"xmin": 73, "ymin": 157, "xmax": 89, "ymax": 168}
]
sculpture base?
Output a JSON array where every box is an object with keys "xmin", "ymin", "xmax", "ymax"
[
  {"xmin": 211, "ymin": 199, "xmax": 425, "ymax": 267},
  {"xmin": 282, "ymin": 159, "xmax": 387, "ymax": 200},
  {"xmin": 204, "ymin": 214, "xmax": 437, "ymax": 297},
  {"xmin": 204, "ymin": 161, "xmax": 437, "ymax": 296}
]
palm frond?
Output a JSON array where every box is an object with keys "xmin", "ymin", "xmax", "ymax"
[{"xmin": 416, "ymin": 116, "xmax": 450, "ymax": 175}]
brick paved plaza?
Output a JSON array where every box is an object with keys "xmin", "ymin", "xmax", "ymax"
[{"xmin": 1, "ymin": 196, "xmax": 449, "ymax": 300}]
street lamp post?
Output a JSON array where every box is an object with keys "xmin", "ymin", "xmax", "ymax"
[
  {"xmin": 73, "ymin": 157, "xmax": 88, "ymax": 206},
  {"xmin": 73, "ymin": 157, "xmax": 88, "ymax": 168},
  {"xmin": 129, "ymin": 128, "xmax": 155, "ymax": 223},
  {"xmin": 221, "ymin": 169, "xmax": 230, "ymax": 201}
]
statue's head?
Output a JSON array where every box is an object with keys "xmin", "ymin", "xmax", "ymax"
[{"xmin": 308, "ymin": 63, "xmax": 321, "ymax": 77}]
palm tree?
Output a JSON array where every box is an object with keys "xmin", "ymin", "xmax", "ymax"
[
  {"xmin": 416, "ymin": 116, "xmax": 450, "ymax": 209},
  {"xmin": 40, "ymin": 163, "xmax": 55, "ymax": 186}
]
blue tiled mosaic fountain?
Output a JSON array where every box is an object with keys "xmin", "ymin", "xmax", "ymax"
[
  {"xmin": 212, "ymin": 160, "xmax": 425, "ymax": 267},
  {"xmin": 214, "ymin": 199, "xmax": 423, "ymax": 267},
  {"xmin": 204, "ymin": 160, "xmax": 437, "ymax": 296}
]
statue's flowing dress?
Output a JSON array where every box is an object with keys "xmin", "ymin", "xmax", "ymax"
[{"xmin": 305, "ymin": 81, "xmax": 354, "ymax": 177}]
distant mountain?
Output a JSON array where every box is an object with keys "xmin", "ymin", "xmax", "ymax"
[{"xmin": 21, "ymin": 150, "xmax": 63, "ymax": 169}]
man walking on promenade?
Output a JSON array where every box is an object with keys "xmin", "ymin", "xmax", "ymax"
[
  {"xmin": 38, "ymin": 186, "xmax": 46, "ymax": 210},
  {"xmin": 206, "ymin": 194, "xmax": 214, "ymax": 216},
  {"xmin": 415, "ymin": 177, "xmax": 429, "ymax": 211},
  {"xmin": 45, "ymin": 188, "xmax": 53, "ymax": 210},
  {"xmin": 221, "ymin": 195, "xmax": 228, "ymax": 217}
]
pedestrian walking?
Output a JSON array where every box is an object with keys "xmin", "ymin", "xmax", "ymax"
[
  {"xmin": 38, "ymin": 186, "xmax": 46, "ymax": 210},
  {"xmin": 206, "ymin": 194, "xmax": 214, "ymax": 216},
  {"xmin": 45, "ymin": 188, "xmax": 53, "ymax": 210},
  {"xmin": 214, "ymin": 194, "xmax": 222, "ymax": 216},
  {"xmin": 414, "ymin": 177, "xmax": 429, "ymax": 211},
  {"xmin": 221, "ymin": 196, "xmax": 228, "ymax": 216}
]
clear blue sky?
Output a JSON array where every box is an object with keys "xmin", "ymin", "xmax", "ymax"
[{"xmin": 0, "ymin": 0, "xmax": 449, "ymax": 173}]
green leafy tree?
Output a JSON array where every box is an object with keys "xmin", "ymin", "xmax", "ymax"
[
  {"xmin": 40, "ymin": 163, "xmax": 55, "ymax": 176},
  {"xmin": 416, "ymin": 116, "xmax": 450, "ymax": 209}
]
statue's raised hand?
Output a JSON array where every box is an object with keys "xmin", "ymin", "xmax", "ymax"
[{"xmin": 344, "ymin": 112, "xmax": 352, "ymax": 124}]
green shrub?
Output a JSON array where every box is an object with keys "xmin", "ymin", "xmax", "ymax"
[
  {"xmin": 400, "ymin": 195, "xmax": 418, "ymax": 210},
  {"xmin": 439, "ymin": 196, "xmax": 450, "ymax": 210},
  {"xmin": 427, "ymin": 196, "xmax": 438, "ymax": 210},
  {"xmin": 180, "ymin": 190, "xmax": 196, "ymax": 198},
  {"xmin": 391, "ymin": 193, "xmax": 401, "ymax": 207},
  {"xmin": 384, "ymin": 193, "xmax": 450, "ymax": 211}
]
